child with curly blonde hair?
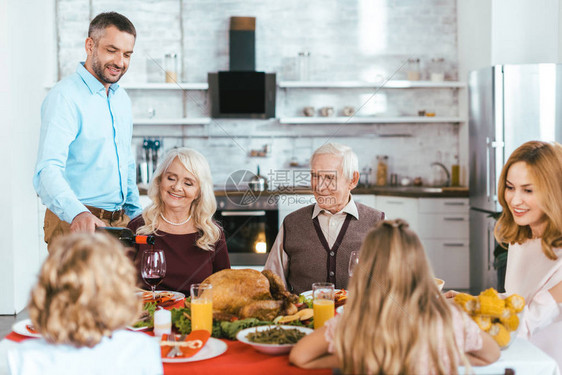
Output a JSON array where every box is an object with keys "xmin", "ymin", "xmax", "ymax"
[{"xmin": 8, "ymin": 233, "xmax": 163, "ymax": 374}]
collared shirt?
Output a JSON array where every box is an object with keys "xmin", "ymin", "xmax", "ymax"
[
  {"xmin": 34, "ymin": 63, "xmax": 142, "ymax": 224},
  {"xmin": 264, "ymin": 196, "xmax": 359, "ymax": 287}
]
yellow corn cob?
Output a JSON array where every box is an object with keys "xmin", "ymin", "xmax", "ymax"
[
  {"xmin": 489, "ymin": 323, "xmax": 511, "ymax": 347},
  {"xmin": 505, "ymin": 294, "xmax": 525, "ymax": 313},
  {"xmin": 500, "ymin": 311, "xmax": 520, "ymax": 332},
  {"xmin": 454, "ymin": 293, "xmax": 477, "ymax": 313},
  {"xmin": 480, "ymin": 288, "xmax": 500, "ymax": 299},
  {"xmin": 473, "ymin": 315, "xmax": 492, "ymax": 331},
  {"xmin": 476, "ymin": 295, "xmax": 505, "ymax": 317}
]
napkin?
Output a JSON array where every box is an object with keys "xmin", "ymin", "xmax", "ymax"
[{"xmin": 160, "ymin": 330, "xmax": 211, "ymax": 358}]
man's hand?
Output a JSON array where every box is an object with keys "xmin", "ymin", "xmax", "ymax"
[{"xmin": 70, "ymin": 211, "xmax": 106, "ymax": 233}]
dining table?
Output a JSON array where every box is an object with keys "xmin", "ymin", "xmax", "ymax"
[
  {"xmin": 0, "ymin": 297, "xmax": 558, "ymax": 375},
  {"xmin": 1, "ymin": 330, "xmax": 560, "ymax": 375},
  {"xmin": 0, "ymin": 329, "xmax": 329, "ymax": 375}
]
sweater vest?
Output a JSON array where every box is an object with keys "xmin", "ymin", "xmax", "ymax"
[{"xmin": 283, "ymin": 203, "xmax": 384, "ymax": 294}]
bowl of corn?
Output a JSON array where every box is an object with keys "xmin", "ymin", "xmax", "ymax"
[{"xmin": 453, "ymin": 288, "xmax": 525, "ymax": 349}]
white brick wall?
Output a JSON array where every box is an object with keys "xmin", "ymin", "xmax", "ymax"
[{"xmin": 55, "ymin": 0, "xmax": 461, "ymax": 187}]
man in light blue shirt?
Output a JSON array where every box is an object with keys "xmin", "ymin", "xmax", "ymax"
[{"xmin": 34, "ymin": 12, "xmax": 142, "ymax": 250}]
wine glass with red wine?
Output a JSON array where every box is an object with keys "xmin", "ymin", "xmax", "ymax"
[{"xmin": 141, "ymin": 249, "xmax": 166, "ymax": 299}]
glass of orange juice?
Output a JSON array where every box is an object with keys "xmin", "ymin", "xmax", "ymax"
[
  {"xmin": 312, "ymin": 282, "xmax": 335, "ymax": 329},
  {"xmin": 190, "ymin": 283, "xmax": 213, "ymax": 333}
]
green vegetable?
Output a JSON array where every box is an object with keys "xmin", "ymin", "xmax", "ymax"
[
  {"xmin": 171, "ymin": 307, "xmax": 191, "ymax": 334},
  {"xmin": 218, "ymin": 318, "xmax": 272, "ymax": 340},
  {"xmin": 133, "ymin": 302, "xmax": 156, "ymax": 328},
  {"xmin": 170, "ymin": 298, "xmax": 291, "ymax": 339},
  {"xmin": 247, "ymin": 326, "xmax": 306, "ymax": 345},
  {"xmin": 281, "ymin": 319, "xmax": 314, "ymax": 329},
  {"xmin": 298, "ymin": 295, "xmax": 313, "ymax": 309}
]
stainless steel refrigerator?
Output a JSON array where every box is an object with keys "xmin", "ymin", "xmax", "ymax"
[{"xmin": 468, "ymin": 64, "xmax": 562, "ymax": 293}]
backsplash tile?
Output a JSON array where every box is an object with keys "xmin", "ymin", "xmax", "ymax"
[{"xmin": 56, "ymin": 0, "xmax": 461, "ymax": 188}]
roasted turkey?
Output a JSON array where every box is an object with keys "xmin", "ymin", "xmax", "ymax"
[{"xmin": 200, "ymin": 269, "xmax": 299, "ymax": 321}]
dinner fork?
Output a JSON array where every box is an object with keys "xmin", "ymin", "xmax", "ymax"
[
  {"xmin": 166, "ymin": 333, "xmax": 178, "ymax": 358},
  {"xmin": 167, "ymin": 334, "xmax": 187, "ymax": 358}
]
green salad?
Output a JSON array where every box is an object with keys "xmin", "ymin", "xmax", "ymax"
[
  {"xmin": 132, "ymin": 302, "xmax": 157, "ymax": 328},
  {"xmin": 169, "ymin": 297, "xmax": 311, "ymax": 339}
]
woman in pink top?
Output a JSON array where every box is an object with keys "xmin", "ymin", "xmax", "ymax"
[
  {"xmin": 495, "ymin": 141, "xmax": 562, "ymax": 367},
  {"xmin": 290, "ymin": 219, "xmax": 499, "ymax": 374}
]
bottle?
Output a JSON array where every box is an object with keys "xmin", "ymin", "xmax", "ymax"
[
  {"xmin": 376, "ymin": 155, "xmax": 388, "ymax": 186},
  {"xmin": 429, "ymin": 58, "xmax": 445, "ymax": 82},
  {"xmin": 297, "ymin": 51, "xmax": 311, "ymax": 81},
  {"xmin": 96, "ymin": 227, "xmax": 155, "ymax": 247},
  {"xmin": 451, "ymin": 155, "xmax": 460, "ymax": 186},
  {"xmin": 407, "ymin": 58, "xmax": 420, "ymax": 81},
  {"xmin": 164, "ymin": 53, "xmax": 178, "ymax": 83}
]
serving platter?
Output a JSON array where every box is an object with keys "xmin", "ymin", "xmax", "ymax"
[{"xmin": 138, "ymin": 290, "xmax": 185, "ymax": 306}]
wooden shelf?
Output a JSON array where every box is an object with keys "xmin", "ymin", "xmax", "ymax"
[
  {"xmin": 133, "ymin": 118, "xmax": 211, "ymax": 125},
  {"xmin": 278, "ymin": 80, "xmax": 466, "ymax": 89},
  {"xmin": 279, "ymin": 116, "xmax": 465, "ymax": 124}
]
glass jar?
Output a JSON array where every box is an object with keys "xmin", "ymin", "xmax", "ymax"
[
  {"xmin": 429, "ymin": 58, "xmax": 445, "ymax": 82},
  {"xmin": 407, "ymin": 58, "xmax": 420, "ymax": 81},
  {"xmin": 376, "ymin": 155, "xmax": 388, "ymax": 186},
  {"xmin": 298, "ymin": 51, "xmax": 311, "ymax": 81},
  {"xmin": 164, "ymin": 53, "xmax": 178, "ymax": 83}
]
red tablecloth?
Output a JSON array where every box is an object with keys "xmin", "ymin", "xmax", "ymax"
[{"xmin": 6, "ymin": 329, "xmax": 331, "ymax": 375}]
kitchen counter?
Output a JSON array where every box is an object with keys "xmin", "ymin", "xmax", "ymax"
[{"xmin": 213, "ymin": 186, "xmax": 468, "ymax": 198}]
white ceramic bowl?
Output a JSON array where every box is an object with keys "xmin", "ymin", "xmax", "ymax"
[
  {"xmin": 236, "ymin": 325, "xmax": 313, "ymax": 355},
  {"xmin": 435, "ymin": 278, "xmax": 445, "ymax": 292}
]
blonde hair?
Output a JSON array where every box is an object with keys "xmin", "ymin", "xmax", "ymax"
[
  {"xmin": 311, "ymin": 142, "xmax": 358, "ymax": 181},
  {"xmin": 29, "ymin": 233, "xmax": 141, "ymax": 348},
  {"xmin": 335, "ymin": 219, "xmax": 469, "ymax": 374},
  {"xmin": 137, "ymin": 147, "xmax": 221, "ymax": 251},
  {"xmin": 495, "ymin": 141, "xmax": 562, "ymax": 260}
]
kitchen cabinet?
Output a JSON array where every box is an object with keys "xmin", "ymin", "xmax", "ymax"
[
  {"xmin": 375, "ymin": 196, "xmax": 469, "ymax": 289},
  {"xmin": 375, "ymin": 196, "xmax": 419, "ymax": 232},
  {"xmin": 417, "ymin": 198, "xmax": 469, "ymax": 289},
  {"xmin": 353, "ymin": 194, "xmax": 376, "ymax": 209}
]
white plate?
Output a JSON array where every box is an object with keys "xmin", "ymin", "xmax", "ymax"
[
  {"xmin": 300, "ymin": 289, "xmax": 342, "ymax": 299},
  {"xmin": 127, "ymin": 325, "xmax": 152, "ymax": 332},
  {"xmin": 161, "ymin": 337, "xmax": 227, "ymax": 363},
  {"xmin": 12, "ymin": 319, "xmax": 41, "ymax": 338},
  {"xmin": 138, "ymin": 290, "xmax": 185, "ymax": 302},
  {"xmin": 236, "ymin": 325, "xmax": 313, "ymax": 355},
  {"xmin": 336, "ymin": 305, "xmax": 344, "ymax": 315}
]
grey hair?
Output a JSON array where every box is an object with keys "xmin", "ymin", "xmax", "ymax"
[{"xmin": 311, "ymin": 143, "xmax": 358, "ymax": 181}]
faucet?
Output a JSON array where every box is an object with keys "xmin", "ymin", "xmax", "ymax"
[{"xmin": 431, "ymin": 162, "xmax": 450, "ymax": 187}]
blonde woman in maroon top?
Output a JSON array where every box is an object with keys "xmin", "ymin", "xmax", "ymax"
[{"xmin": 128, "ymin": 148, "xmax": 230, "ymax": 295}]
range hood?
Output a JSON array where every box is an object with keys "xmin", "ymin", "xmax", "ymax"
[{"xmin": 208, "ymin": 17, "xmax": 276, "ymax": 119}]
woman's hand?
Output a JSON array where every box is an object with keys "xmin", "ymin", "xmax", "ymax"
[{"xmin": 443, "ymin": 290, "xmax": 459, "ymax": 299}]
